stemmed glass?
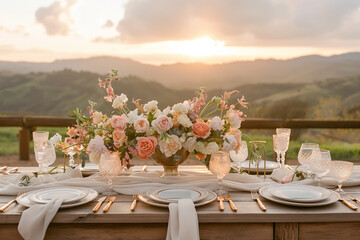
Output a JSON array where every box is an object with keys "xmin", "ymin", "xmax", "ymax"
[
  {"xmin": 273, "ymin": 135, "xmax": 281, "ymax": 167},
  {"xmin": 275, "ymin": 128, "xmax": 291, "ymax": 168},
  {"xmin": 230, "ymin": 140, "xmax": 248, "ymax": 173},
  {"xmin": 209, "ymin": 151, "xmax": 232, "ymax": 196},
  {"xmin": 309, "ymin": 149, "xmax": 332, "ymax": 186},
  {"xmin": 41, "ymin": 143, "xmax": 56, "ymax": 171},
  {"xmin": 298, "ymin": 143, "xmax": 319, "ymax": 175},
  {"xmin": 329, "ymin": 161, "xmax": 353, "ymax": 194},
  {"xmin": 33, "ymin": 131, "xmax": 49, "ymax": 172},
  {"xmin": 276, "ymin": 128, "xmax": 291, "ymax": 136},
  {"xmin": 99, "ymin": 152, "xmax": 122, "ymax": 195}
]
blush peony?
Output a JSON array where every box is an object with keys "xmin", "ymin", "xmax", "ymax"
[
  {"xmin": 134, "ymin": 118, "xmax": 149, "ymax": 133},
  {"xmin": 113, "ymin": 129, "xmax": 127, "ymax": 148},
  {"xmin": 152, "ymin": 115, "xmax": 173, "ymax": 133},
  {"xmin": 111, "ymin": 114, "xmax": 127, "ymax": 130},
  {"xmin": 159, "ymin": 135, "xmax": 182, "ymax": 157}
]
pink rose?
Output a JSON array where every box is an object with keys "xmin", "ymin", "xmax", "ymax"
[
  {"xmin": 152, "ymin": 115, "xmax": 173, "ymax": 133},
  {"xmin": 192, "ymin": 121, "xmax": 211, "ymax": 139},
  {"xmin": 134, "ymin": 118, "xmax": 149, "ymax": 133},
  {"xmin": 111, "ymin": 114, "xmax": 127, "ymax": 130},
  {"xmin": 136, "ymin": 136, "xmax": 158, "ymax": 160},
  {"xmin": 113, "ymin": 129, "xmax": 127, "ymax": 148}
]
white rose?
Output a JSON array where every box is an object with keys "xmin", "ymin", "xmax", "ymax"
[
  {"xmin": 127, "ymin": 109, "xmax": 142, "ymax": 124},
  {"xmin": 210, "ymin": 116, "xmax": 223, "ymax": 131},
  {"xmin": 134, "ymin": 118, "xmax": 150, "ymax": 133},
  {"xmin": 151, "ymin": 114, "xmax": 173, "ymax": 133},
  {"xmin": 228, "ymin": 109, "xmax": 241, "ymax": 129},
  {"xmin": 163, "ymin": 106, "xmax": 171, "ymax": 115},
  {"xmin": 112, "ymin": 93, "xmax": 128, "ymax": 109},
  {"xmin": 172, "ymin": 103, "xmax": 187, "ymax": 114},
  {"xmin": 88, "ymin": 135, "xmax": 107, "ymax": 156},
  {"xmin": 196, "ymin": 141, "xmax": 219, "ymax": 155},
  {"xmin": 92, "ymin": 111, "xmax": 103, "ymax": 125},
  {"xmin": 159, "ymin": 135, "xmax": 182, "ymax": 157},
  {"xmin": 49, "ymin": 133, "xmax": 62, "ymax": 146},
  {"xmin": 143, "ymin": 100, "xmax": 158, "ymax": 112},
  {"xmin": 183, "ymin": 137, "xmax": 197, "ymax": 152},
  {"xmin": 222, "ymin": 135, "xmax": 238, "ymax": 152},
  {"xmin": 183, "ymin": 100, "xmax": 191, "ymax": 112},
  {"xmin": 177, "ymin": 113, "xmax": 193, "ymax": 128}
]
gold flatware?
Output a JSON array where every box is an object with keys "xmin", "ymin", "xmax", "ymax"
[
  {"xmin": 8, "ymin": 167, "xmax": 18, "ymax": 173},
  {"xmin": 141, "ymin": 165, "xmax": 148, "ymax": 173},
  {"xmin": 103, "ymin": 196, "xmax": 117, "ymax": 213},
  {"xmin": 251, "ymin": 191, "xmax": 266, "ymax": 211},
  {"xmin": 0, "ymin": 166, "xmax": 7, "ymax": 172},
  {"xmin": 348, "ymin": 195, "xmax": 360, "ymax": 205},
  {"xmin": 130, "ymin": 194, "xmax": 139, "ymax": 211},
  {"xmin": 339, "ymin": 197, "xmax": 358, "ymax": 210},
  {"xmin": 224, "ymin": 195, "xmax": 237, "ymax": 212},
  {"xmin": 217, "ymin": 196, "xmax": 225, "ymax": 211},
  {"xmin": 92, "ymin": 196, "xmax": 107, "ymax": 213},
  {"xmin": 0, "ymin": 192, "xmax": 24, "ymax": 212}
]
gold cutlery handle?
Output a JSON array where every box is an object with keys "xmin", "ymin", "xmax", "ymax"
[
  {"xmin": 341, "ymin": 199, "xmax": 358, "ymax": 210},
  {"xmin": 0, "ymin": 199, "xmax": 16, "ymax": 212},
  {"xmin": 103, "ymin": 201, "xmax": 113, "ymax": 213},
  {"xmin": 219, "ymin": 200, "xmax": 224, "ymax": 211},
  {"xmin": 256, "ymin": 198, "xmax": 267, "ymax": 211},
  {"xmin": 228, "ymin": 199, "xmax": 237, "ymax": 212},
  {"xmin": 130, "ymin": 199, "xmax": 137, "ymax": 211},
  {"xmin": 92, "ymin": 201, "xmax": 103, "ymax": 213}
]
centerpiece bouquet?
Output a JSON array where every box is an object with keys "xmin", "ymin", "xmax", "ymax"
[{"xmin": 54, "ymin": 70, "xmax": 248, "ymax": 175}]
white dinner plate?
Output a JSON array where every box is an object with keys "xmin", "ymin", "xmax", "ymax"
[
  {"xmin": 259, "ymin": 186, "xmax": 340, "ymax": 207},
  {"xmin": 271, "ymin": 185, "xmax": 331, "ymax": 203},
  {"xmin": 239, "ymin": 160, "xmax": 279, "ymax": 173},
  {"xmin": 30, "ymin": 187, "xmax": 88, "ymax": 204},
  {"xmin": 140, "ymin": 190, "xmax": 217, "ymax": 208},
  {"xmin": 17, "ymin": 187, "xmax": 98, "ymax": 208},
  {"xmin": 147, "ymin": 187, "xmax": 208, "ymax": 203}
]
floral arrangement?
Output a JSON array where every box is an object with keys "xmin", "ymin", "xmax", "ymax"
[{"xmin": 53, "ymin": 70, "xmax": 248, "ymax": 168}]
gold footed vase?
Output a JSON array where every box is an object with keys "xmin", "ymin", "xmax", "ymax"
[{"xmin": 152, "ymin": 147, "xmax": 190, "ymax": 177}]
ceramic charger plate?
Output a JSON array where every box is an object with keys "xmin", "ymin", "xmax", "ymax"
[
  {"xmin": 140, "ymin": 190, "xmax": 217, "ymax": 208},
  {"xmin": 259, "ymin": 186, "xmax": 340, "ymax": 207},
  {"xmin": 17, "ymin": 187, "xmax": 98, "ymax": 208},
  {"xmin": 30, "ymin": 187, "xmax": 88, "ymax": 204},
  {"xmin": 270, "ymin": 185, "xmax": 331, "ymax": 203},
  {"xmin": 147, "ymin": 186, "xmax": 208, "ymax": 203}
]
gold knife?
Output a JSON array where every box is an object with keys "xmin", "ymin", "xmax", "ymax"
[
  {"xmin": 225, "ymin": 195, "xmax": 237, "ymax": 212},
  {"xmin": 92, "ymin": 196, "xmax": 107, "ymax": 213},
  {"xmin": 103, "ymin": 196, "xmax": 117, "ymax": 213},
  {"xmin": 339, "ymin": 197, "xmax": 358, "ymax": 210}
]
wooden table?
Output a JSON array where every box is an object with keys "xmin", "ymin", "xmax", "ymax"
[{"xmin": 0, "ymin": 166, "xmax": 360, "ymax": 240}]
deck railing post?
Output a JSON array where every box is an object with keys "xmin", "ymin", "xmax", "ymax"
[{"xmin": 19, "ymin": 126, "xmax": 32, "ymax": 160}]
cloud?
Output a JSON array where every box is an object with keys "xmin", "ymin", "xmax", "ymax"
[
  {"xmin": 35, "ymin": 0, "xmax": 77, "ymax": 36},
  {"xmin": 112, "ymin": 0, "xmax": 360, "ymax": 46},
  {"xmin": 0, "ymin": 25, "xmax": 28, "ymax": 36},
  {"xmin": 102, "ymin": 20, "xmax": 114, "ymax": 28}
]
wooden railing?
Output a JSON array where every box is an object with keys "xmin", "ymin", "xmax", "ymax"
[{"xmin": 1, "ymin": 115, "xmax": 360, "ymax": 160}]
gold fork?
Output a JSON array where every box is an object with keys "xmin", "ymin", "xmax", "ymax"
[
  {"xmin": 217, "ymin": 196, "xmax": 225, "ymax": 211},
  {"xmin": 0, "ymin": 192, "xmax": 24, "ymax": 212},
  {"xmin": 224, "ymin": 195, "xmax": 237, "ymax": 212},
  {"xmin": 130, "ymin": 194, "xmax": 139, "ymax": 211},
  {"xmin": 348, "ymin": 195, "xmax": 360, "ymax": 205},
  {"xmin": 251, "ymin": 191, "xmax": 266, "ymax": 211}
]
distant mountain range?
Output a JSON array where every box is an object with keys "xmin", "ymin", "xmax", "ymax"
[{"xmin": 1, "ymin": 52, "xmax": 360, "ymax": 90}]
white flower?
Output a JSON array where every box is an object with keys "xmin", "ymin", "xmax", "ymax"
[
  {"xmin": 112, "ymin": 93, "xmax": 128, "ymax": 109},
  {"xmin": 49, "ymin": 133, "xmax": 62, "ymax": 146},
  {"xmin": 183, "ymin": 137, "xmax": 197, "ymax": 152},
  {"xmin": 152, "ymin": 114, "xmax": 173, "ymax": 133},
  {"xmin": 172, "ymin": 103, "xmax": 187, "ymax": 114},
  {"xmin": 134, "ymin": 118, "xmax": 150, "ymax": 133},
  {"xmin": 183, "ymin": 100, "xmax": 191, "ymax": 112},
  {"xmin": 178, "ymin": 113, "xmax": 193, "ymax": 128},
  {"xmin": 143, "ymin": 100, "xmax": 158, "ymax": 112},
  {"xmin": 154, "ymin": 109, "xmax": 162, "ymax": 118},
  {"xmin": 163, "ymin": 106, "xmax": 171, "ymax": 115},
  {"xmin": 196, "ymin": 141, "xmax": 219, "ymax": 155},
  {"xmin": 127, "ymin": 109, "xmax": 142, "ymax": 124},
  {"xmin": 92, "ymin": 111, "xmax": 103, "ymax": 125},
  {"xmin": 228, "ymin": 109, "xmax": 241, "ymax": 129},
  {"xmin": 222, "ymin": 135, "xmax": 238, "ymax": 152},
  {"xmin": 88, "ymin": 135, "xmax": 107, "ymax": 156},
  {"xmin": 159, "ymin": 135, "xmax": 182, "ymax": 157},
  {"xmin": 210, "ymin": 116, "xmax": 223, "ymax": 131}
]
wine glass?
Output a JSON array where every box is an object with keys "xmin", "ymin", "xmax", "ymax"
[
  {"xmin": 309, "ymin": 149, "xmax": 332, "ymax": 186},
  {"xmin": 276, "ymin": 128, "xmax": 291, "ymax": 137},
  {"xmin": 209, "ymin": 151, "xmax": 232, "ymax": 196},
  {"xmin": 298, "ymin": 143, "xmax": 319, "ymax": 175},
  {"xmin": 276, "ymin": 134, "xmax": 289, "ymax": 168},
  {"xmin": 329, "ymin": 161, "xmax": 353, "ymax": 194},
  {"xmin": 273, "ymin": 135, "xmax": 281, "ymax": 167},
  {"xmin": 33, "ymin": 131, "xmax": 49, "ymax": 172},
  {"xmin": 41, "ymin": 143, "xmax": 56, "ymax": 171},
  {"xmin": 99, "ymin": 152, "xmax": 122, "ymax": 195},
  {"xmin": 230, "ymin": 140, "xmax": 248, "ymax": 173}
]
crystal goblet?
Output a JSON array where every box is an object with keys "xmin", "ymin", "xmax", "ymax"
[
  {"xmin": 33, "ymin": 131, "xmax": 49, "ymax": 173},
  {"xmin": 298, "ymin": 143, "xmax": 319, "ymax": 175},
  {"xmin": 99, "ymin": 152, "xmax": 122, "ymax": 196},
  {"xmin": 309, "ymin": 149, "xmax": 332, "ymax": 186},
  {"xmin": 209, "ymin": 151, "xmax": 232, "ymax": 196},
  {"xmin": 230, "ymin": 140, "xmax": 248, "ymax": 173},
  {"xmin": 329, "ymin": 161, "xmax": 353, "ymax": 194}
]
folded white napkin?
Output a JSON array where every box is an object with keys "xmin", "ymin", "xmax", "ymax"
[
  {"xmin": 18, "ymin": 198, "xmax": 64, "ymax": 240},
  {"xmin": 166, "ymin": 199, "xmax": 200, "ymax": 240}
]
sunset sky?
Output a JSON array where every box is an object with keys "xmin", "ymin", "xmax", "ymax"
[{"xmin": 1, "ymin": 0, "xmax": 360, "ymax": 64}]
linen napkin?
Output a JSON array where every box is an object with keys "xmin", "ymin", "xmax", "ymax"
[
  {"xmin": 18, "ymin": 198, "xmax": 64, "ymax": 240},
  {"xmin": 166, "ymin": 199, "xmax": 200, "ymax": 240}
]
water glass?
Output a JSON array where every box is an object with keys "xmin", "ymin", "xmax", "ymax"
[
  {"xmin": 209, "ymin": 151, "xmax": 231, "ymax": 196},
  {"xmin": 33, "ymin": 131, "xmax": 49, "ymax": 172},
  {"xmin": 298, "ymin": 143, "xmax": 320, "ymax": 175},
  {"xmin": 99, "ymin": 152, "xmax": 122, "ymax": 195},
  {"xmin": 309, "ymin": 149, "xmax": 332, "ymax": 186},
  {"xmin": 41, "ymin": 143, "xmax": 56, "ymax": 170},
  {"xmin": 230, "ymin": 140, "xmax": 248, "ymax": 173},
  {"xmin": 329, "ymin": 161, "xmax": 353, "ymax": 193},
  {"xmin": 273, "ymin": 135, "xmax": 281, "ymax": 167}
]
